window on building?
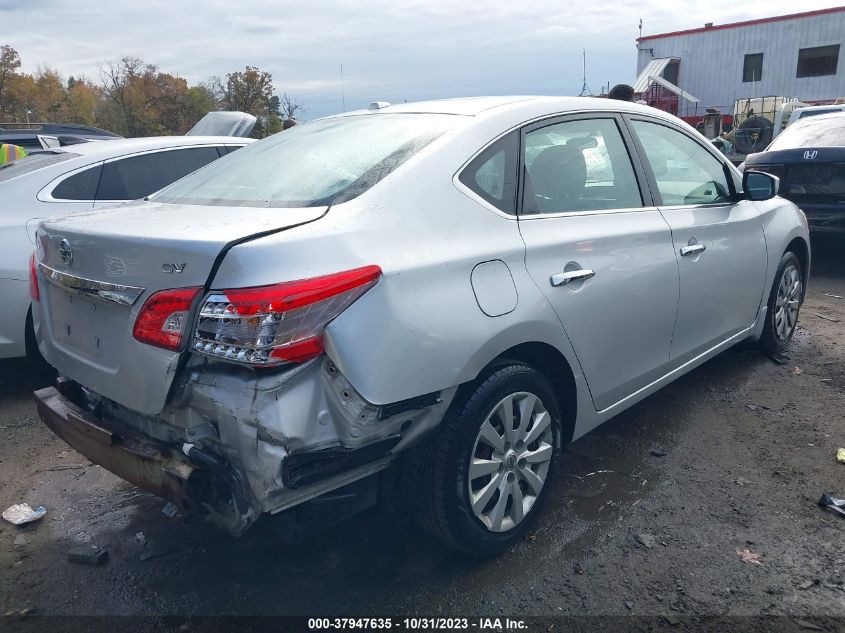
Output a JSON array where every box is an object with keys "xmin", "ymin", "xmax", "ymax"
[
  {"xmin": 742, "ymin": 53, "xmax": 763, "ymax": 82},
  {"xmin": 796, "ymin": 45, "xmax": 840, "ymax": 78}
]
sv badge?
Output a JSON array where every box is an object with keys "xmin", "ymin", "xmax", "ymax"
[{"xmin": 162, "ymin": 263, "xmax": 187, "ymax": 274}]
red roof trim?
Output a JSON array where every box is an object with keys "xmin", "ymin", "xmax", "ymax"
[{"xmin": 637, "ymin": 6, "xmax": 845, "ymax": 42}]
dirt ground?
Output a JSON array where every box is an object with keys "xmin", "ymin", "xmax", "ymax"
[{"xmin": 1, "ymin": 236, "xmax": 843, "ymax": 630}]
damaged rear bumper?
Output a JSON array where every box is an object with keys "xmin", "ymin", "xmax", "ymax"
[{"xmin": 34, "ymin": 384, "xmax": 196, "ymax": 508}]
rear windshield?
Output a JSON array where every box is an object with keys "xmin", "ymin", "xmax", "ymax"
[
  {"xmin": 768, "ymin": 115, "xmax": 845, "ymax": 150},
  {"xmin": 154, "ymin": 113, "xmax": 460, "ymax": 208},
  {"xmin": 0, "ymin": 151, "xmax": 78, "ymax": 184}
]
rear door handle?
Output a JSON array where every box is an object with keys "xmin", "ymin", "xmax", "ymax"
[
  {"xmin": 550, "ymin": 269, "xmax": 595, "ymax": 287},
  {"xmin": 680, "ymin": 244, "xmax": 706, "ymax": 257}
]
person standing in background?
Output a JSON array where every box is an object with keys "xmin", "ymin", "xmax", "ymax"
[{"xmin": 607, "ymin": 84, "xmax": 635, "ymax": 102}]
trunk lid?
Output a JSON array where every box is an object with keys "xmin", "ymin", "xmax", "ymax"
[{"xmin": 35, "ymin": 200, "xmax": 326, "ymax": 415}]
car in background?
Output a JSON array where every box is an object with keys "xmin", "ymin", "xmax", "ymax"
[
  {"xmin": 30, "ymin": 97, "xmax": 809, "ymax": 555},
  {"xmin": 0, "ymin": 123, "xmax": 122, "ymax": 151},
  {"xmin": 785, "ymin": 103, "xmax": 845, "ymax": 128},
  {"xmin": 0, "ymin": 135, "xmax": 254, "ymax": 360},
  {"xmin": 744, "ymin": 112, "xmax": 845, "ymax": 233}
]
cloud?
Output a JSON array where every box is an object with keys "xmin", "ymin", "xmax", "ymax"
[{"xmin": 0, "ymin": 0, "xmax": 838, "ymax": 119}]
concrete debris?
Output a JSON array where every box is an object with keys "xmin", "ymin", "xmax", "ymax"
[
  {"xmin": 661, "ymin": 613, "xmax": 681, "ymax": 626},
  {"xmin": 135, "ymin": 532, "xmax": 146, "ymax": 545},
  {"xmin": 650, "ymin": 447, "xmax": 667, "ymax": 457},
  {"xmin": 636, "ymin": 533, "xmax": 656, "ymax": 549},
  {"xmin": 798, "ymin": 579, "xmax": 816, "ymax": 590},
  {"xmin": 68, "ymin": 545, "xmax": 108, "ymax": 566},
  {"xmin": 2, "ymin": 503, "xmax": 46, "ymax": 526},
  {"xmin": 13, "ymin": 534, "xmax": 29, "ymax": 547},
  {"xmin": 736, "ymin": 548, "xmax": 764, "ymax": 566}
]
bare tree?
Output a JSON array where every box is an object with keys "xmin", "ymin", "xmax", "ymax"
[{"xmin": 280, "ymin": 92, "xmax": 304, "ymax": 120}]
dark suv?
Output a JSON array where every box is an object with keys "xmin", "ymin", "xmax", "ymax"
[{"xmin": 0, "ymin": 123, "xmax": 121, "ymax": 151}]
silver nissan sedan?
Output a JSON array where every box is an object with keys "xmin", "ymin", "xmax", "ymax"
[{"xmin": 31, "ymin": 96, "xmax": 809, "ymax": 556}]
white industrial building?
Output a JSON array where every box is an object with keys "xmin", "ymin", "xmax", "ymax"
[{"xmin": 635, "ymin": 7, "xmax": 845, "ymax": 119}]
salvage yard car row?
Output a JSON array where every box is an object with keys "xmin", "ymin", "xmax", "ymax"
[{"xmin": 21, "ymin": 96, "xmax": 811, "ymax": 556}]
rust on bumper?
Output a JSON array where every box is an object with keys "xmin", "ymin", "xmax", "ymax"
[{"xmin": 34, "ymin": 386, "xmax": 196, "ymax": 507}]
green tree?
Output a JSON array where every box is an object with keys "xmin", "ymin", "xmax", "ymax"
[
  {"xmin": 0, "ymin": 45, "xmax": 22, "ymax": 117},
  {"xmin": 223, "ymin": 66, "xmax": 274, "ymax": 136}
]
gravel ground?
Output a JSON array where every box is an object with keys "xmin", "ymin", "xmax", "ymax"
[{"xmin": 1, "ymin": 236, "xmax": 843, "ymax": 630}]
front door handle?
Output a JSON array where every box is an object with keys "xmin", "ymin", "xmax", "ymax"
[
  {"xmin": 550, "ymin": 269, "xmax": 595, "ymax": 287},
  {"xmin": 680, "ymin": 243, "xmax": 706, "ymax": 257}
]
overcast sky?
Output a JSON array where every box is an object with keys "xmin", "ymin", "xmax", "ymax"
[{"xmin": 1, "ymin": 0, "xmax": 841, "ymax": 119}]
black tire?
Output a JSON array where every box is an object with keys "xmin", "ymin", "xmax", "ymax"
[
  {"xmin": 759, "ymin": 251, "xmax": 804, "ymax": 355},
  {"xmin": 24, "ymin": 310, "xmax": 54, "ymax": 376},
  {"xmin": 417, "ymin": 361, "xmax": 562, "ymax": 556}
]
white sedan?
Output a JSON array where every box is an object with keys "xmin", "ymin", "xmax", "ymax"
[{"xmin": 0, "ymin": 135, "xmax": 254, "ymax": 360}]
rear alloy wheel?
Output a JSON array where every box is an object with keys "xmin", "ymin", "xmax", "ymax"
[
  {"xmin": 759, "ymin": 251, "xmax": 804, "ymax": 354},
  {"xmin": 417, "ymin": 362, "xmax": 562, "ymax": 556},
  {"xmin": 468, "ymin": 392, "xmax": 553, "ymax": 532}
]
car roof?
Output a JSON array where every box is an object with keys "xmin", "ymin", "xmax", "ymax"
[
  {"xmin": 334, "ymin": 95, "xmax": 676, "ymax": 122},
  {"xmin": 64, "ymin": 135, "xmax": 254, "ymax": 157},
  {"xmin": 791, "ymin": 110, "xmax": 845, "ymax": 124}
]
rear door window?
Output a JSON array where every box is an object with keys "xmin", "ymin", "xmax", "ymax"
[
  {"xmin": 96, "ymin": 146, "xmax": 222, "ymax": 200},
  {"xmin": 51, "ymin": 164, "xmax": 102, "ymax": 200},
  {"xmin": 630, "ymin": 120, "xmax": 733, "ymax": 205}
]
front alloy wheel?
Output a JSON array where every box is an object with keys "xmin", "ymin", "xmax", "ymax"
[
  {"xmin": 759, "ymin": 250, "xmax": 804, "ymax": 354},
  {"xmin": 773, "ymin": 263, "xmax": 802, "ymax": 342},
  {"xmin": 468, "ymin": 392, "xmax": 553, "ymax": 532}
]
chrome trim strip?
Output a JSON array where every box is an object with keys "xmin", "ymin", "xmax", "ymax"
[{"xmin": 38, "ymin": 263, "xmax": 145, "ymax": 306}]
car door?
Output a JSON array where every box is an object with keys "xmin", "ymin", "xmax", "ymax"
[
  {"xmin": 626, "ymin": 117, "xmax": 767, "ymax": 363},
  {"xmin": 517, "ymin": 113, "xmax": 680, "ymax": 411},
  {"xmin": 93, "ymin": 146, "xmax": 225, "ymax": 207}
]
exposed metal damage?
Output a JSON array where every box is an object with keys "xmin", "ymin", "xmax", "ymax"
[{"xmin": 35, "ymin": 358, "xmax": 456, "ymax": 536}]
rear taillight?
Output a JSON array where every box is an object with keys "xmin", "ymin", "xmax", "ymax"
[
  {"xmin": 29, "ymin": 252, "xmax": 40, "ymax": 302},
  {"xmin": 133, "ymin": 287, "xmax": 202, "ymax": 351},
  {"xmin": 193, "ymin": 265, "xmax": 382, "ymax": 366}
]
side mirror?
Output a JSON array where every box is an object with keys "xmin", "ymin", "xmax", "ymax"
[{"xmin": 743, "ymin": 170, "xmax": 780, "ymax": 201}]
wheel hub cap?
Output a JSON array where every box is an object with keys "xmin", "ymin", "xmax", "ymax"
[{"xmin": 467, "ymin": 391, "xmax": 554, "ymax": 533}]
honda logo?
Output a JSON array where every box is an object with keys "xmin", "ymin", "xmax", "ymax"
[{"xmin": 803, "ymin": 150, "xmax": 818, "ymax": 160}]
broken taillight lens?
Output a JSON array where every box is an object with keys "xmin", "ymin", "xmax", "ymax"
[
  {"xmin": 29, "ymin": 252, "xmax": 40, "ymax": 302},
  {"xmin": 193, "ymin": 265, "xmax": 382, "ymax": 366},
  {"xmin": 133, "ymin": 287, "xmax": 202, "ymax": 351}
]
